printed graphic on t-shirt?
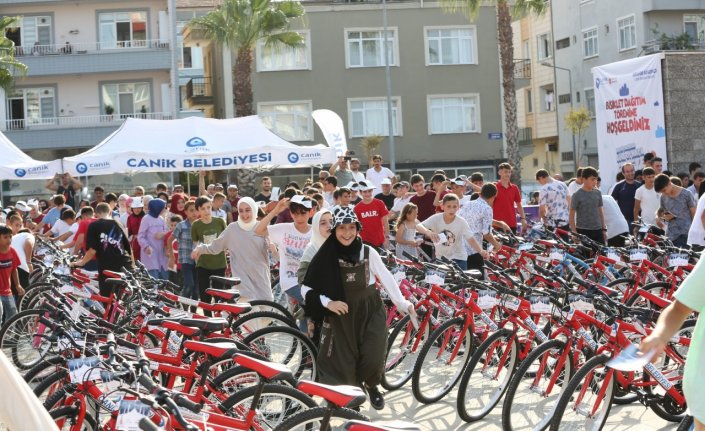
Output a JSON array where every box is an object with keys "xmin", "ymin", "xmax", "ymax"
[
  {"xmin": 203, "ymin": 233, "xmax": 217, "ymax": 245},
  {"xmin": 0, "ymin": 257, "xmax": 14, "ymax": 269},
  {"xmin": 439, "ymin": 229, "xmax": 456, "ymax": 247},
  {"xmin": 282, "ymin": 232, "xmax": 310, "ymax": 281},
  {"xmin": 99, "ymin": 226, "xmax": 125, "ymax": 253}
]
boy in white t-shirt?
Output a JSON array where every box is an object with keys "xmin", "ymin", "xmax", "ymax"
[
  {"xmin": 633, "ymin": 167, "xmax": 660, "ymax": 227},
  {"xmin": 255, "ymin": 195, "xmax": 314, "ymax": 329},
  {"xmin": 48, "ymin": 208, "xmax": 77, "ymax": 244}
]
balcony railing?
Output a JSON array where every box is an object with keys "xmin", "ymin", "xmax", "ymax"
[
  {"xmin": 642, "ymin": 37, "xmax": 705, "ymax": 54},
  {"xmin": 13, "ymin": 39, "xmax": 169, "ymax": 57},
  {"xmin": 185, "ymin": 77, "xmax": 213, "ymax": 101},
  {"xmin": 514, "ymin": 59, "xmax": 531, "ymax": 80},
  {"xmin": 5, "ymin": 112, "xmax": 174, "ymax": 131}
]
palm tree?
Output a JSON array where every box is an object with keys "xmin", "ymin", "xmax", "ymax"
[
  {"xmin": 190, "ymin": 0, "xmax": 305, "ymax": 195},
  {"xmin": 438, "ymin": 0, "xmax": 546, "ymax": 186},
  {"xmin": 0, "ymin": 16, "xmax": 28, "ymax": 91}
]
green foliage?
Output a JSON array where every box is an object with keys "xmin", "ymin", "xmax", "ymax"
[
  {"xmin": 437, "ymin": 0, "xmax": 546, "ymax": 21},
  {"xmin": 189, "ymin": 0, "xmax": 305, "ymax": 51},
  {"xmin": 564, "ymin": 106, "xmax": 592, "ymax": 136},
  {"xmin": 0, "ymin": 16, "xmax": 28, "ymax": 91}
]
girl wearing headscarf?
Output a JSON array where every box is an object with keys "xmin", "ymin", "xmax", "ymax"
[
  {"xmin": 192, "ymin": 197, "xmax": 272, "ymax": 302},
  {"xmin": 296, "ymin": 208, "xmax": 333, "ymax": 285},
  {"xmin": 137, "ymin": 198, "xmax": 169, "ymax": 279},
  {"xmin": 169, "ymin": 193, "xmax": 188, "ymax": 219},
  {"xmin": 301, "ymin": 206, "xmax": 416, "ymax": 411},
  {"xmin": 126, "ymin": 197, "xmax": 145, "ymax": 261}
]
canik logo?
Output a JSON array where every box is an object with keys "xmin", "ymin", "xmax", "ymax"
[
  {"xmin": 287, "ymin": 152, "xmax": 300, "ymax": 163},
  {"xmin": 14, "ymin": 168, "xmax": 26, "ymax": 178},
  {"xmin": 186, "ymin": 137, "xmax": 206, "ymax": 147},
  {"xmin": 76, "ymin": 163, "xmax": 88, "ymax": 174}
]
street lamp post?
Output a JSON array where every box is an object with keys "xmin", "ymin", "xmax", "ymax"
[
  {"xmin": 541, "ymin": 62, "xmax": 577, "ymax": 175},
  {"xmin": 382, "ymin": 0, "xmax": 396, "ymax": 171}
]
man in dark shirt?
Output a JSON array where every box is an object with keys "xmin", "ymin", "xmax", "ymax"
[
  {"xmin": 254, "ymin": 176, "xmax": 273, "ymax": 203},
  {"xmin": 46, "ymin": 173, "xmax": 82, "ymax": 210},
  {"xmin": 374, "ymin": 178, "xmax": 395, "ymax": 210},
  {"xmin": 71, "ymin": 203, "xmax": 133, "ymax": 296},
  {"xmin": 610, "ymin": 162, "xmax": 641, "ymax": 225}
]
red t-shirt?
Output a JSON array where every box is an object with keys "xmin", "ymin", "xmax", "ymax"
[
  {"xmin": 354, "ymin": 199, "xmax": 389, "ymax": 247},
  {"xmin": 410, "ymin": 191, "xmax": 437, "ymax": 222},
  {"xmin": 493, "ymin": 181, "xmax": 521, "ymax": 228},
  {"xmin": 435, "ymin": 189, "xmax": 452, "ymax": 213},
  {"xmin": 75, "ymin": 218, "xmax": 98, "ymax": 254},
  {"xmin": 0, "ymin": 248, "xmax": 20, "ymax": 296}
]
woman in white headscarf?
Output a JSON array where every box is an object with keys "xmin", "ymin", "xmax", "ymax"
[
  {"xmin": 193, "ymin": 197, "xmax": 272, "ymax": 301},
  {"xmin": 297, "ymin": 208, "xmax": 333, "ymax": 285}
]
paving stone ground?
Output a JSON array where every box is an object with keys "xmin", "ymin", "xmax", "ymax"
[{"xmin": 359, "ymin": 384, "xmax": 679, "ymax": 430}]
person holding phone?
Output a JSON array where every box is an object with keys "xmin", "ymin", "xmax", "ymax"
[
  {"xmin": 329, "ymin": 151, "xmax": 355, "ymax": 186},
  {"xmin": 654, "ymin": 173, "xmax": 696, "ymax": 247}
]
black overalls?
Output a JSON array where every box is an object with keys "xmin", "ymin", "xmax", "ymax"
[{"xmin": 317, "ymin": 246, "xmax": 388, "ymax": 388}]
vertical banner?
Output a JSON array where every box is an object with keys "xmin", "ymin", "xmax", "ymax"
[
  {"xmin": 312, "ymin": 109, "xmax": 349, "ymax": 157},
  {"xmin": 592, "ymin": 54, "xmax": 667, "ymax": 190}
]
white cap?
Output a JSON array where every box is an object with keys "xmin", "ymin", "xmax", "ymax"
[
  {"xmin": 130, "ymin": 197, "xmax": 143, "ymax": 208},
  {"xmin": 357, "ymin": 181, "xmax": 375, "ymax": 191},
  {"xmin": 380, "ymin": 178, "xmax": 392, "ymax": 185},
  {"xmin": 14, "ymin": 201, "xmax": 29, "ymax": 212}
]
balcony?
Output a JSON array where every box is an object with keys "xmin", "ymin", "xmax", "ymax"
[
  {"xmin": 185, "ymin": 77, "xmax": 214, "ymax": 107},
  {"xmin": 642, "ymin": 37, "xmax": 705, "ymax": 55},
  {"xmin": 4, "ymin": 112, "xmax": 174, "ymax": 132},
  {"xmin": 513, "ymin": 59, "xmax": 531, "ymax": 89},
  {"xmin": 518, "ymin": 127, "xmax": 534, "ymax": 157},
  {"xmin": 14, "ymin": 40, "xmax": 171, "ymax": 77}
]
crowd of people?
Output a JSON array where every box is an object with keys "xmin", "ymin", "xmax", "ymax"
[{"xmin": 0, "ymin": 151, "xmax": 703, "ymax": 411}]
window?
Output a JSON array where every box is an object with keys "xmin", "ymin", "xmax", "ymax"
[
  {"xmin": 424, "ymin": 26, "xmax": 476, "ymax": 65},
  {"xmin": 556, "ymin": 38, "xmax": 570, "ymax": 50},
  {"xmin": 178, "ymin": 45, "xmax": 203, "ymax": 69},
  {"xmin": 257, "ymin": 31, "xmax": 311, "ymax": 71},
  {"xmin": 258, "ymin": 101, "xmax": 313, "ymax": 141},
  {"xmin": 561, "ymin": 151, "xmax": 574, "ymax": 162},
  {"xmin": 348, "ymin": 98, "xmax": 401, "ymax": 137},
  {"xmin": 526, "ymin": 89, "xmax": 533, "ymax": 113},
  {"xmin": 684, "ymin": 15, "xmax": 705, "ymax": 43},
  {"xmin": 541, "ymin": 86, "xmax": 554, "ymax": 112},
  {"xmin": 5, "ymin": 16, "xmax": 52, "ymax": 50},
  {"xmin": 346, "ymin": 29, "xmax": 398, "ymax": 68},
  {"xmin": 617, "ymin": 15, "xmax": 636, "ymax": 51},
  {"xmin": 99, "ymin": 11, "xmax": 148, "ymax": 49},
  {"xmin": 582, "ymin": 27, "xmax": 598, "ymax": 58},
  {"xmin": 558, "ymin": 94, "xmax": 571, "ymax": 104},
  {"xmin": 101, "ymin": 82, "xmax": 151, "ymax": 117},
  {"xmin": 585, "ymin": 88, "xmax": 595, "ymax": 117},
  {"xmin": 6, "ymin": 87, "xmax": 56, "ymax": 128},
  {"xmin": 537, "ymin": 33, "xmax": 552, "ymax": 60},
  {"xmin": 427, "ymin": 94, "xmax": 480, "ymax": 134}
]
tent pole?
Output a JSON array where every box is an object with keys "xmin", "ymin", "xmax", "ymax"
[
  {"xmin": 187, "ymin": 173, "xmax": 191, "ymax": 196},
  {"xmin": 170, "ymin": 172, "xmax": 175, "ymax": 191},
  {"xmin": 0, "ymin": 181, "xmax": 4, "ymax": 207}
]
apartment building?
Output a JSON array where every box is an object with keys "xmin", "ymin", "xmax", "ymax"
[
  {"xmin": 185, "ymin": 1, "xmax": 505, "ymax": 182},
  {"xmin": 551, "ymin": 0, "xmax": 705, "ymax": 176},
  {"xmin": 0, "ymin": 0, "xmax": 179, "ymax": 198},
  {"xmin": 512, "ymin": 8, "xmax": 560, "ymax": 185}
]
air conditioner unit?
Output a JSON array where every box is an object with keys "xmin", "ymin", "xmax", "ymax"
[{"xmin": 548, "ymin": 143, "xmax": 558, "ymax": 152}]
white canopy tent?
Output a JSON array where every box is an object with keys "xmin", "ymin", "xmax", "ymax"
[
  {"xmin": 0, "ymin": 130, "xmax": 62, "ymax": 180},
  {"xmin": 62, "ymin": 116, "xmax": 337, "ymax": 176}
]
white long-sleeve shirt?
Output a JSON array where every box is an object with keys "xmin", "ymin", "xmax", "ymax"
[{"xmin": 301, "ymin": 246, "xmax": 412, "ymax": 313}]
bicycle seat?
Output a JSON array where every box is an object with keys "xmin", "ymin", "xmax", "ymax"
[
  {"xmin": 233, "ymin": 353, "xmax": 294, "ymax": 382},
  {"xmin": 210, "ymin": 302, "xmax": 252, "ymax": 316},
  {"xmin": 463, "ymin": 270, "xmax": 483, "ymax": 279},
  {"xmin": 296, "ymin": 380, "xmax": 366, "ymax": 408},
  {"xmin": 102, "ymin": 270, "xmax": 126, "ymax": 279},
  {"xmin": 77, "ymin": 269, "xmax": 99, "ymax": 279},
  {"xmin": 206, "ymin": 288, "xmax": 240, "ymax": 301},
  {"xmin": 162, "ymin": 320, "xmax": 199, "ymax": 337},
  {"xmin": 210, "ymin": 275, "xmax": 241, "ymax": 287},
  {"xmin": 343, "ymin": 420, "xmax": 421, "ymax": 431},
  {"xmin": 179, "ymin": 318, "xmax": 228, "ymax": 332},
  {"xmin": 145, "ymin": 317, "xmax": 181, "ymax": 326},
  {"xmin": 105, "ymin": 278, "xmax": 127, "ymax": 287},
  {"xmin": 183, "ymin": 340, "xmax": 240, "ymax": 358}
]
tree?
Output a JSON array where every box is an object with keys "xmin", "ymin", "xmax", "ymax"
[
  {"xmin": 438, "ymin": 0, "xmax": 546, "ymax": 186},
  {"xmin": 190, "ymin": 0, "xmax": 305, "ymax": 195},
  {"xmin": 564, "ymin": 106, "xmax": 592, "ymax": 169},
  {"xmin": 360, "ymin": 135, "xmax": 384, "ymax": 168},
  {"xmin": 0, "ymin": 16, "xmax": 28, "ymax": 91}
]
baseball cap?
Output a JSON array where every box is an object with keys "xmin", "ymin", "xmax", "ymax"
[
  {"xmin": 173, "ymin": 184, "xmax": 183, "ymax": 190},
  {"xmin": 358, "ymin": 181, "xmax": 375, "ymax": 191},
  {"xmin": 399, "ymin": 181, "xmax": 410, "ymax": 188},
  {"xmin": 345, "ymin": 182, "xmax": 361, "ymax": 191},
  {"xmin": 130, "ymin": 197, "xmax": 143, "ymax": 208},
  {"xmin": 14, "ymin": 201, "xmax": 29, "ymax": 212},
  {"xmin": 380, "ymin": 178, "xmax": 392, "ymax": 185},
  {"xmin": 451, "ymin": 176, "xmax": 467, "ymax": 186},
  {"xmin": 215, "ymin": 183, "xmax": 224, "ymax": 190},
  {"xmin": 227, "ymin": 184, "xmax": 238, "ymax": 190},
  {"xmin": 290, "ymin": 194, "xmax": 313, "ymax": 209}
]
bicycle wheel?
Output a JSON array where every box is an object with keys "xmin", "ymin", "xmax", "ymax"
[
  {"xmin": 272, "ymin": 406, "xmax": 368, "ymax": 431},
  {"xmin": 0, "ymin": 309, "xmax": 54, "ymax": 369},
  {"xmin": 411, "ymin": 316, "xmax": 474, "ymax": 404},
  {"xmin": 549, "ymin": 354, "xmax": 615, "ymax": 431},
  {"xmin": 34, "ymin": 369, "xmax": 70, "ymax": 406},
  {"xmin": 248, "ymin": 299, "xmax": 295, "ymax": 321},
  {"xmin": 624, "ymin": 281, "xmax": 674, "ymax": 309},
  {"xmin": 677, "ymin": 415, "xmax": 693, "ymax": 431},
  {"xmin": 382, "ymin": 314, "xmax": 429, "ymax": 391},
  {"xmin": 219, "ymin": 383, "xmax": 317, "ymax": 430},
  {"xmin": 19, "ymin": 283, "xmax": 53, "ymax": 311},
  {"xmin": 231, "ymin": 311, "xmax": 296, "ymax": 338},
  {"xmin": 211, "ymin": 365, "xmax": 261, "ymax": 403},
  {"xmin": 23, "ymin": 355, "xmax": 63, "ymax": 385},
  {"xmin": 501, "ymin": 338, "xmax": 573, "ymax": 431},
  {"xmin": 456, "ymin": 328, "xmax": 518, "ymax": 422},
  {"xmin": 243, "ymin": 326, "xmax": 317, "ymax": 382},
  {"xmin": 50, "ymin": 406, "xmax": 97, "ymax": 430}
]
